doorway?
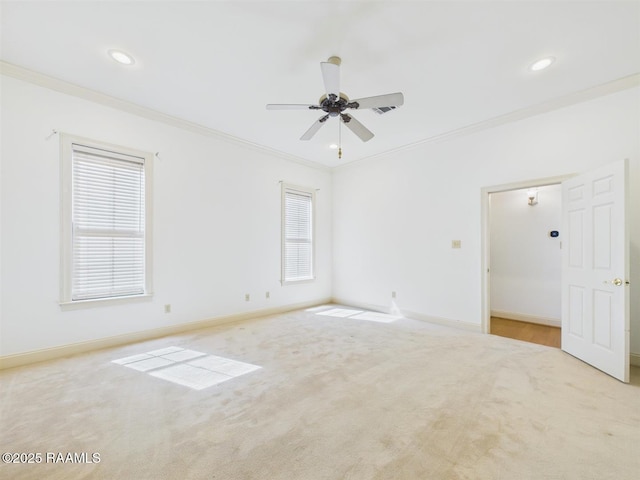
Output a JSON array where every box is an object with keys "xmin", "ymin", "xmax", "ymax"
[
  {"xmin": 481, "ymin": 176, "xmax": 571, "ymax": 347},
  {"xmin": 483, "ymin": 162, "xmax": 633, "ymax": 381}
]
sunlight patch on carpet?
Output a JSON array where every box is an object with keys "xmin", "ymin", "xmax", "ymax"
[
  {"xmin": 350, "ymin": 312, "xmax": 403, "ymax": 323},
  {"xmin": 315, "ymin": 308, "xmax": 364, "ymax": 317},
  {"xmin": 313, "ymin": 307, "xmax": 403, "ymax": 323},
  {"xmin": 112, "ymin": 347, "xmax": 261, "ymax": 390},
  {"xmin": 305, "ymin": 305, "xmax": 335, "ymax": 313}
]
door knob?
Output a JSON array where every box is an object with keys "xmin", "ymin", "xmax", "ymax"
[{"xmin": 603, "ymin": 278, "xmax": 624, "ymax": 286}]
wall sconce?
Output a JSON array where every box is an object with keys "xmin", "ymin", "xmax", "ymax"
[{"xmin": 527, "ymin": 189, "xmax": 538, "ymax": 206}]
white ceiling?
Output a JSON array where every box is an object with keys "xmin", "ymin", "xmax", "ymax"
[{"xmin": 2, "ymin": 1, "xmax": 639, "ymax": 168}]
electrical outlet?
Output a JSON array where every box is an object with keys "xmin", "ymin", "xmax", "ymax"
[
  {"xmin": 391, "ymin": 291, "xmax": 396, "ymax": 298},
  {"xmin": 164, "ymin": 304, "xmax": 171, "ymax": 314},
  {"xmin": 452, "ymin": 240, "xmax": 462, "ymax": 249},
  {"xmin": 265, "ymin": 291, "xmax": 270, "ymax": 299},
  {"xmin": 245, "ymin": 294, "xmax": 250, "ymax": 302}
]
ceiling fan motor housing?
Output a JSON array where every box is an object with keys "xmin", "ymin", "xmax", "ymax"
[{"xmin": 318, "ymin": 93, "xmax": 359, "ymax": 116}]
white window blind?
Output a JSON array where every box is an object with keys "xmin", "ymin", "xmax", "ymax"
[
  {"xmin": 283, "ymin": 186, "xmax": 314, "ymax": 283},
  {"xmin": 71, "ymin": 144, "xmax": 146, "ymax": 300}
]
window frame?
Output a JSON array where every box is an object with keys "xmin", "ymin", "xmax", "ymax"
[
  {"xmin": 60, "ymin": 133, "xmax": 153, "ymax": 306},
  {"xmin": 281, "ymin": 183, "xmax": 316, "ymax": 285}
]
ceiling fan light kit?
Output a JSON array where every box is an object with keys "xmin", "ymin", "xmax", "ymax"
[{"xmin": 266, "ymin": 56, "xmax": 404, "ymax": 159}]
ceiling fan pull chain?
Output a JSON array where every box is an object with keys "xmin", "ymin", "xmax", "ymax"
[{"xmin": 338, "ymin": 120, "xmax": 342, "ymax": 159}]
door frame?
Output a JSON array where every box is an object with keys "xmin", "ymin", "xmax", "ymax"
[{"xmin": 480, "ymin": 174, "xmax": 573, "ymax": 335}]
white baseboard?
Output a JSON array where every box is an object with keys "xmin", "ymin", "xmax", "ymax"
[
  {"xmin": 491, "ymin": 310, "xmax": 561, "ymax": 328},
  {"xmin": 4, "ymin": 297, "xmax": 632, "ymax": 370},
  {"xmin": 331, "ymin": 297, "xmax": 482, "ymax": 333},
  {"xmin": 401, "ymin": 309, "xmax": 482, "ymax": 332},
  {"xmin": 0, "ymin": 298, "xmax": 331, "ymax": 371}
]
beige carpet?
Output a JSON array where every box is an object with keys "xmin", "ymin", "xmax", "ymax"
[{"xmin": 1, "ymin": 306, "xmax": 639, "ymax": 480}]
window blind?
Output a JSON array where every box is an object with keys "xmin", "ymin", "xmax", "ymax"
[
  {"xmin": 283, "ymin": 188, "xmax": 313, "ymax": 282},
  {"xmin": 71, "ymin": 144, "xmax": 146, "ymax": 300}
]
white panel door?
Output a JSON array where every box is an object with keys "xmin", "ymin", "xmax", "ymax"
[{"xmin": 561, "ymin": 159, "xmax": 630, "ymax": 382}]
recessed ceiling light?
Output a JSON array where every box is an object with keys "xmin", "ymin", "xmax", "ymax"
[
  {"xmin": 530, "ymin": 56, "xmax": 555, "ymax": 72},
  {"xmin": 108, "ymin": 49, "xmax": 135, "ymax": 65},
  {"xmin": 329, "ymin": 144, "xmax": 338, "ymax": 149}
]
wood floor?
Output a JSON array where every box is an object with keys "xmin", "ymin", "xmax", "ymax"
[{"xmin": 490, "ymin": 317, "xmax": 561, "ymax": 348}]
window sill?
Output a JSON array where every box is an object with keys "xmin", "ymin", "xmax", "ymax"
[
  {"xmin": 282, "ymin": 278, "xmax": 315, "ymax": 286},
  {"xmin": 59, "ymin": 293, "xmax": 154, "ymax": 310}
]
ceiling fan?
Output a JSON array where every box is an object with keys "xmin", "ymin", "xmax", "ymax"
[{"xmin": 266, "ymin": 56, "xmax": 404, "ymax": 151}]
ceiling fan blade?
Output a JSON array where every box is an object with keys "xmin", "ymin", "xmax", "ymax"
[
  {"xmin": 266, "ymin": 104, "xmax": 318, "ymax": 110},
  {"xmin": 300, "ymin": 114, "xmax": 330, "ymax": 141},
  {"xmin": 320, "ymin": 61, "xmax": 340, "ymax": 98},
  {"xmin": 349, "ymin": 92, "xmax": 404, "ymax": 110},
  {"xmin": 341, "ymin": 114, "xmax": 374, "ymax": 142}
]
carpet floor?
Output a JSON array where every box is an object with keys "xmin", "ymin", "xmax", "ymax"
[{"xmin": 1, "ymin": 306, "xmax": 639, "ymax": 479}]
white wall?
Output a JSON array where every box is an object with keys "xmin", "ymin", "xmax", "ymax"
[
  {"xmin": 490, "ymin": 185, "xmax": 562, "ymax": 324},
  {"xmin": 0, "ymin": 75, "xmax": 332, "ymax": 357},
  {"xmin": 2, "ymin": 73, "xmax": 639, "ymax": 363},
  {"xmin": 332, "ymin": 87, "xmax": 640, "ymax": 356}
]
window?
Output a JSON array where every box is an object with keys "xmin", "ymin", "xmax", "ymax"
[
  {"xmin": 282, "ymin": 184, "xmax": 315, "ymax": 283},
  {"xmin": 61, "ymin": 135, "xmax": 153, "ymax": 303}
]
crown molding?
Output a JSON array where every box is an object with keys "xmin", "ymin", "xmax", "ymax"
[
  {"xmin": 3, "ymin": 61, "xmax": 637, "ymax": 174},
  {"xmin": 0, "ymin": 61, "xmax": 330, "ymax": 172},
  {"xmin": 335, "ymin": 72, "xmax": 640, "ymax": 171}
]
